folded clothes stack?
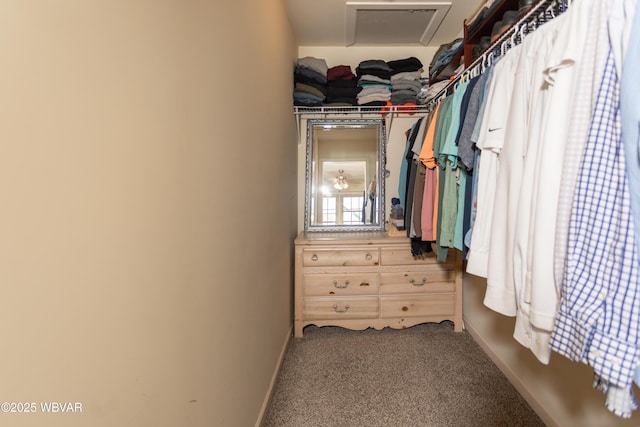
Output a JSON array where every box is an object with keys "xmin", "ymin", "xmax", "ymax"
[
  {"xmin": 325, "ymin": 65, "xmax": 360, "ymax": 106},
  {"xmin": 293, "ymin": 57, "xmax": 328, "ymax": 107},
  {"xmin": 292, "ymin": 56, "xmax": 434, "ymax": 108},
  {"xmin": 355, "ymin": 60, "xmax": 393, "ymax": 106},
  {"xmin": 388, "ymin": 56, "xmax": 424, "ymax": 106},
  {"xmin": 429, "ymin": 38, "xmax": 464, "ymax": 83}
]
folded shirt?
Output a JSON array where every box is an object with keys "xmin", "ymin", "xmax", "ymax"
[
  {"xmin": 358, "ymin": 86, "xmax": 391, "ymax": 98},
  {"xmin": 327, "ymin": 79, "xmax": 358, "ymax": 88},
  {"xmin": 355, "ymin": 67, "xmax": 391, "ymax": 80},
  {"xmin": 296, "ymin": 57, "xmax": 328, "ymax": 77},
  {"xmin": 391, "ymin": 80, "xmax": 423, "ymax": 93},
  {"xmin": 294, "ymin": 91, "xmax": 324, "ymax": 107},
  {"xmin": 429, "ymin": 38, "xmax": 463, "ymax": 68},
  {"xmin": 295, "ymin": 82, "xmax": 326, "ymax": 100},
  {"xmin": 357, "ymin": 93, "xmax": 391, "ymax": 105},
  {"xmin": 294, "ymin": 66, "xmax": 327, "ymax": 85},
  {"xmin": 387, "ymin": 56, "xmax": 423, "ymax": 74},
  {"xmin": 357, "ymin": 59, "xmax": 393, "ymax": 72},
  {"xmin": 357, "ymin": 74, "xmax": 391, "ymax": 85},
  {"xmin": 390, "ymin": 71, "xmax": 422, "ymax": 82},
  {"xmin": 430, "ymin": 39, "xmax": 464, "ymax": 79},
  {"xmin": 327, "ymin": 86, "xmax": 361, "ymax": 99},
  {"xmin": 391, "ymin": 93, "xmax": 418, "ymax": 105},
  {"xmin": 327, "ymin": 65, "xmax": 355, "ymax": 81}
]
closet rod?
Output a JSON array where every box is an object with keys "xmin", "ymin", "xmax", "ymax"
[{"xmin": 426, "ymin": 0, "xmax": 570, "ymax": 111}]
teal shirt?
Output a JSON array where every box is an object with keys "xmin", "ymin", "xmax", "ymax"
[{"xmin": 440, "ymin": 79, "xmax": 470, "ymax": 167}]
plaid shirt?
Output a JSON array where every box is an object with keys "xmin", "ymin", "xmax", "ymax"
[{"xmin": 550, "ymin": 49, "xmax": 640, "ymax": 418}]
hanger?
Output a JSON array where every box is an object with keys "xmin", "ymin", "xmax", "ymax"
[
  {"xmin": 470, "ymin": 62, "xmax": 481, "ymax": 79},
  {"xmin": 481, "ymin": 49, "xmax": 490, "ymax": 73},
  {"xmin": 510, "ymin": 23, "xmax": 519, "ymax": 46},
  {"xmin": 520, "ymin": 19, "xmax": 529, "ymax": 42},
  {"xmin": 501, "ymin": 37, "xmax": 509, "ymax": 57},
  {"xmin": 546, "ymin": 2, "xmax": 556, "ymax": 19}
]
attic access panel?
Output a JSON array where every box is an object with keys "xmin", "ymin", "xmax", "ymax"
[{"xmin": 346, "ymin": 2, "xmax": 451, "ymax": 46}]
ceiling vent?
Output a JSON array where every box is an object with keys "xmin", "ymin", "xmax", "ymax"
[{"xmin": 346, "ymin": 2, "xmax": 451, "ymax": 46}]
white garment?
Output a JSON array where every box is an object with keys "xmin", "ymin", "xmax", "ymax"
[
  {"xmin": 553, "ymin": 0, "xmax": 613, "ymax": 290},
  {"xmin": 465, "ymin": 54, "xmax": 516, "ymax": 278},
  {"xmin": 508, "ymin": 13, "xmax": 567, "ymax": 365},
  {"xmin": 483, "ymin": 43, "xmax": 525, "ymax": 316},
  {"xmin": 522, "ymin": 0, "xmax": 593, "ymax": 364}
]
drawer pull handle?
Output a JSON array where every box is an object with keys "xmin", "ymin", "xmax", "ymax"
[
  {"xmin": 332, "ymin": 304, "xmax": 350, "ymax": 313},
  {"xmin": 332, "ymin": 280, "xmax": 350, "ymax": 289},
  {"xmin": 409, "ymin": 278, "xmax": 427, "ymax": 286},
  {"xmin": 311, "ymin": 254, "xmax": 318, "ymax": 261},
  {"xmin": 365, "ymin": 252, "xmax": 372, "ymax": 261},
  {"xmin": 402, "ymin": 302, "xmax": 415, "ymax": 311}
]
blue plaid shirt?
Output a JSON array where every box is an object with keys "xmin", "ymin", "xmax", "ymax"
[{"xmin": 550, "ymin": 49, "xmax": 640, "ymax": 418}]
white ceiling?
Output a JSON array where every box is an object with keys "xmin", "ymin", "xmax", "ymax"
[{"xmin": 284, "ymin": 0, "xmax": 484, "ymax": 48}]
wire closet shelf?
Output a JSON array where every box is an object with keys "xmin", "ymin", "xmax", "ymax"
[{"xmin": 293, "ymin": 104, "xmax": 431, "ymax": 116}]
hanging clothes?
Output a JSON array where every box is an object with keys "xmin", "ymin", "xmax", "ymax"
[
  {"xmin": 465, "ymin": 53, "xmax": 512, "ymax": 278},
  {"xmin": 423, "ymin": 0, "xmax": 640, "ymax": 418},
  {"xmin": 419, "ymin": 104, "xmax": 441, "ymax": 242}
]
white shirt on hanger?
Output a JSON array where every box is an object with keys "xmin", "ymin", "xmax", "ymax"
[{"xmin": 465, "ymin": 52, "xmax": 517, "ymax": 279}]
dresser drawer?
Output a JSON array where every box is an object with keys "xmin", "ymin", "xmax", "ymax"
[
  {"xmin": 303, "ymin": 249, "xmax": 379, "ymax": 267},
  {"xmin": 379, "ymin": 247, "xmax": 441, "ymax": 266},
  {"xmin": 303, "ymin": 273, "xmax": 379, "ymax": 296},
  {"xmin": 380, "ymin": 269, "xmax": 455, "ymax": 295},
  {"xmin": 380, "ymin": 294, "xmax": 455, "ymax": 318},
  {"xmin": 303, "ymin": 297, "xmax": 379, "ymax": 320}
]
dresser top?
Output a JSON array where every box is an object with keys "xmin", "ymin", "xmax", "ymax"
[{"xmin": 295, "ymin": 231, "xmax": 411, "ymax": 246}]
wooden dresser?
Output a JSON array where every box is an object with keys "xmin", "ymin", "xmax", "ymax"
[{"xmin": 294, "ymin": 231, "xmax": 463, "ymax": 337}]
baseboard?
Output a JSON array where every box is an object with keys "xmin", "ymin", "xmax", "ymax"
[
  {"xmin": 255, "ymin": 326, "xmax": 293, "ymax": 427},
  {"xmin": 463, "ymin": 316, "xmax": 559, "ymax": 427}
]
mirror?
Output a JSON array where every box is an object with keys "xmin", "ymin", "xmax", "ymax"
[{"xmin": 304, "ymin": 119, "xmax": 386, "ymax": 232}]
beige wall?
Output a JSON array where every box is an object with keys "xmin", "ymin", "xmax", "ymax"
[{"xmin": 0, "ymin": 1, "xmax": 297, "ymax": 426}]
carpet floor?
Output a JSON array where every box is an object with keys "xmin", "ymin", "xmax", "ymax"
[{"xmin": 264, "ymin": 322, "xmax": 546, "ymax": 427}]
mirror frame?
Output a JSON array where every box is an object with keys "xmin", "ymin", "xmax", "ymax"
[{"xmin": 304, "ymin": 118, "xmax": 386, "ymax": 232}]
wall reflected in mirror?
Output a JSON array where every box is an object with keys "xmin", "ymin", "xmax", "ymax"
[{"xmin": 305, "ymin": 119, "xmax": 385, "ymax": 232}]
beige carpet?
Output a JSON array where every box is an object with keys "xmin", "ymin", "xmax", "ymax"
[{"xmin": 264, "ymin": 321, "xmax": 546, "ymax": 427}]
